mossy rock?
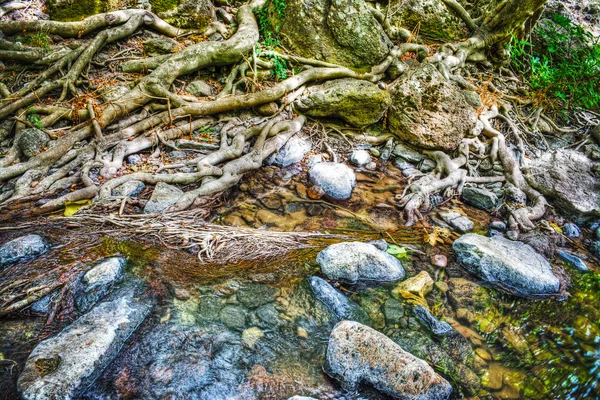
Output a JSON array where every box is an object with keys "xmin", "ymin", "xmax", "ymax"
[
  {"xmin": 150, "ymin": 0, "xmax": 214, "ymax": 29},
  {"xmin": 48, "ymin": 0, "xmax": 109, "ymax": 21}
]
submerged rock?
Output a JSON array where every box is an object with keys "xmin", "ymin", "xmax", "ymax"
[
  {"xmin": 18, "ymin": 288, "xmax": 152, "ymax": 400},
  {"xmin": 316, "ymin": 242, "xmax": 405, "ymax": 286},
  {"xmin": 452, "ymin": 234, "xmax": 560, "ymax": 298},
  {"xmin": 388, "ymin": 64, "xmax": 479, "ymax": 151},
  {"xmin": 272, "ymin": 0, "xmax": 392, "ymax": 69},
  {"xmin": 144, "ymin": 182, "xmax": 183, "ymax": 213},
  {"xmin": 0, "ymin": 234, "xmax": 49, "ymax": 269},
  {"xmin": 308, "ymin": 162, "xmax": 356, "ymax": 200},
  {"xmin": 526, "ymin": 149, "xmax": 600, "ymax": 220},
  {"xmin": 268, "ymin": 135, "xmax": 312, "ymax": 167},
  {"xmin": 295, "ymin": 78, "xmax": 391, "ymax": 127},
  {"xmin": 324, "ymin": 321, "xmax": 452, "ymax": 399},
  {"xmin": 308, "ymin": 276, "xmax": 370, "ymax": 324},
  {"xmin": 75, "ymin": 257, "xmax": 126, "ymax": 312}
]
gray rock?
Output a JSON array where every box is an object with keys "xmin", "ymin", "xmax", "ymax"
[
  {"xmin": 187, "ymin": 80, "xmax": 214, "ymax": 97},
  {"xmin": 452, "ymin": 234, "xmax": 560, "ymax": 298},
  {"xmin": 31, "ymin": 293, "xmax": 54, "ymax": 314},
  {"xmin": 488, "ymin": 229, "xmax": 503, "ymax": 238},
  {"xmin": 308, "ymin": 276, "xmax": 370, "ymax": 324},
  {"xmin": 126, "ymin": 154, "xmax": 142, "ymax": 165},
  {"xmin": 383, "ymin": 298, "xmax": 405, "ymax": 327},
  {"xmin": 490, "ymin": 220, "xmax": 507, "ymax": 231},
  {"xmin": 388, "ymin": 64, "xmax": 478, "ymax": 151},
  {"xmin": 506, "ymin": 230, "xmax": 519, "ymax": 241},
  {"xmin": 413, "ymin": 305, "xmax": 453, "ymax": 336},
  {"xmin": 324, "ymin": 321, "xmax": 452, "ymax": 399},
  {"xmin": 419, "ymin": 158, "xmax": 437, "ymax": 172},
  {"xmin": 562, "ymin": 223, "xmax": 581, "ymax": 238},
  {"xmin": 367, "ymin": 239, "xmax": 389, "ymax": 251},
  {"xmin": 76, "ymin": 257, "xmax": 126, "ymax": 312},
  {"xmin": 526, "ymin": 149, "xmax": 600, "ymax": 219},
  {"xmin": 143, "ymin": 37, "xmax": 178, "ymax": 55},
  {"xmin": 219, "ymin": 305, "xmax": 248, "ymax": 329},
  {"xmin": 462, "ymin": 186, "xmax": 499, "ymax": 210},
  {"xmin": 557, "ymin": 250, "xmax": 589, "ymax": 272},
  {"xmin": 236, "ymin": 284, "xmax": 280, "ymax": 309},
  {"xmin": 268, "ymin": 135, "xmax": 312, "ymax": 167},
  {"xmin": 349, "ymin": 149, "xmax": 372, "ymax": 167},
  {"xmin": 590, "ymin": 241, "xmax": 600, "ymax": 259},
  {"xmin": 402, "ymin": 168, "xmax": 423, "ymax": 177},
  {"xmin": 439, "ymin": 211, "xmax": 474, "ymax": 233},
  {"xmin": 19, "ymin": 128, "xmax": 50, "ymax": 158},
  {"xmin": 392, "ymin": 142, "xmax": 424, "ymax": 164},
  {"xmin": 394, "ymin": 158, "xmax": 415, "ymax": 170},
  {"xmin": 255, "ymin": 303, "xmax": 286, "ymax": 328},
  {"xmin": 169, "ymin": 150, "xmax": 187, "ymax": 159},
  {"xmin": 153, "ymin": 0, "xmax": 215, "ymax": 29},
  {"xmin": 144, "ymin": 182, "xmax": 183, "ymax": 213},
  {"xmin": 308, "ymin": 162, "xmax": 356, "ymax": 200},
  {"xmin": 112, "ymin": 180, "xmax": 146, "ymax": 197},
  {"xmin": 295, "ymin": 78, "xmax": 391, "ymax": 127},
  {"xmin": 274, "ymin": 0, "xmax": 392, "ymax": 69},
  {"xmin": 316, "ymin": 242, "xmax": 405, "ymax": 286},
  {"xmin": 0, "ymin": 234, "xmax": 49, "ymax": 269},
  {"xmin": 18, "ymin": 288, "xmax": 152, "ymax": 400}
]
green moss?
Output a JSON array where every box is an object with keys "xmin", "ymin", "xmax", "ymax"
[
  {"xmin": 48, "ymin": 0, "xmax": 108, "ymax": 21},
  {"xmin": 162, "ymin": 13, "xmax": 211, "ymax": 30},
  {"xmin": 149, "ymin": 0, "xmax": 182, "ymax": 13}
]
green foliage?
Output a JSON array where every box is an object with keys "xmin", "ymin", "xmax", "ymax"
[
  {"xmin": 270, "ymin": 56, "xmax": 288, "ymax": 80},
  {"xmin": 20, "ymin": 32, "xmax": 51, "ymax": 51},
  {"xmin": 253, "ymin": 0, "xmax": 288, "ymax": 80},
  {"xmin": 27, "ymin": 106, "xmax": 43, "ymax": 129},
  {"xmin": 509, "ymin": 13, "xmax": 600, "ymax": 109}
]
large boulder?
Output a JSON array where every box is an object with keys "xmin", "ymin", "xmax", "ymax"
[
  {"xmin": 48, "ymin": 0, "xmax": 108, "ymax": 21},
  {"xmin": 388, "ymin": 64, "xmax": 479, "ymax": 151},
  {"xmin": 75, "ymin": 257, "xmax": 126, "ymax": 312},
  {"xmin": 308, "ymin": 276, "xmax": 370, "ymax": 324},
  {"xmin": 324, "ymin": 321, "xmax": 453, "ymax": 399},
  {"xmin": 452, "ymin": 234, "xmax": 561, "ymax": 298},
  {"xmin": 18, "ymin": 288, "xmax": 152, "ymax": 400},
  {"xmin": 150, "ymin": 0, "xmax": 215, "ymax": 29},
  {"xmin": 526, "ymin": 149, "xmax": 600, "ymax": 220},
  {"xmin": 388, "ymin": 0, "xmax": 465, "ymax": 42},
  {"xmin": 308, "ymin": 162, "xmax": 356, "ymax": 200},
  {"xmin": 295, "ymin": 78, "xmax": 391, "ymax": 127},
  {"xmin": 0, "ymin": 234, "xmax": 49, "ymax": 269},
  {"xmin": 316, "ymin": 242, "xmax": 405, "ymax": 286},
  {"xmin": 270, "ymin": 0, "xmax": 392, "ymax": 69}
]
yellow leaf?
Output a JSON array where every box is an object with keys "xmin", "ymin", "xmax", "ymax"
[{"xmin": 64, "ymin": 199, "xmax": 91, "ymax": 217}]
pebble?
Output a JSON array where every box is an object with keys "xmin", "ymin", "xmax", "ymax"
[
  {"xmin": 562, "ymin": 223, "xmax": 581, "ymax": 238},
  {"xmin": 297, "ymin": 327, "xmax": 309, "ymax": 338},
  {"xmin": 490, "ymin": 220, "xmax": 507, "ymax": 231},
  {"xmin": 506, "ymin": 230, "xmax": 519, "ymax": 240},
  {"xmin": 476, "ymin": 348, "xmax": 492, "ymax": 362},
  {"xmin": 431, "ymin": 254, "xmax": 447, "ymax": 268}
]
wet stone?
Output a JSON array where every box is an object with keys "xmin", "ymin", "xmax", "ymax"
[
  {"xmin": 462, "ymin": 186, "xmax": 499, "ymax": 210},
  {"xmin": 236, "ymin": 284, "xmax": 280, "ymax": 309},
  {"xmin": 219, "ymin": 305, "xmax": 248, "ymax": 329},
  {"xmin": 198, "ymin": 295, "xmax": 222, "ymax": 321},
  {"xmin": 557, "ymin": 250, "xmax": 589, "ymax": 272},
  {"xmin": 255, "ymin": 303, "xmax": 286, "ymax": 328},
  {"xmin": 439, "ymin": 210, "xmax": 474, "ymax": 233},
  {"xmin": 76, "ymin": 257, "xmax": 126, "ymax": 312},
  {"xmin": 0, "ymin": 234, "xmax": 49, "ymax": 269},
  {"xmin": 308, "ymin": 276, "xmax": 370, "ymax": 324},
  {"xmin": 562, "ymin": 223, "xmax": 581, "ymax": 238},
  {"xmin": 349, "ymin": 149, "xmax": 372, "ymax": 167},
  {"xmin": 308, "ymin": 162, "xmax": 356, "ymax": 200},
  {"xmin": 383, "ymin": 298, "xmax": 405, "ymax": 327}
]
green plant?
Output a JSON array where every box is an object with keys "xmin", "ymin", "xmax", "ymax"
[
  {"xmin": 27, "ymin": 106, "xmax": 43, "ymax": 129},
  {"xmin": 509, "ymin": 13, "xmax": 600, "ymax": 109},
  {"xmin": 20, "ymin": 32, "xmax": 51, "ymax": 51}
]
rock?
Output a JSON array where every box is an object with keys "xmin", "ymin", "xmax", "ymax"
[
  {"xmin": 31, "ymin": 294, "xmax": 54, "ymax": 315},
  {"xmin": 431, "ymin": 254, "xmax": 447, "ymax": 268},
  {"xmin": 526, "ymin": 149, "xmax": 600, "ymax": 219},
  {"xmin": 295, "ymin": 79, "xmax": 391, "ymax": 127},
  {"xmin": 462, "ymin": 186, "xmax": 499, "ymax": 210},
  {"xmin": 388, "ymin": 64, "xmax": 479, "ymax": 151},
  {"xmin": 308, "ymin": 276, "xmax": 370, "ymax": 324},
  {"xmin": 557, "ymin": 250, "xmax": 589, "ymax": 272},
  {"xmin": 324, "ymin": 321, "xmax": 452, "ymax": 399},
  {"xmin": 394, "ymin": 158, "xmax": 416, "ymax": 170},
  {"xmin": 288, "ymin": 397, "xmax": 318, "ymax": 400},
  {"xmin": 367, "ymin": 239, "xmax": 388, "ymax": 251},
  {"xmin": 18, "ymin": 288, "xmax": 152, "ymax": 400},
  {"xmin": 388, "ymin": 0, "xmax": 464, "ymax": 42},
  {"xmin": 0, "ymin": 234, "xmax": 49, "ymax": 269},
  {"xmin": 219, "ymin": 305, "xmax": 248, "ymax": 329},
  {"xmin": 255, "ymin": 303, "xmax": 286, "ymax": 328},
  {"xmin": 112, "ymin": 180, "xmax": 146, "ymax": 197},
  {"xmin": 144, "ymin": 182, "xmax": 183, "ymax": 213},
  {"xmin": 75, "ymin": 257, "xmax": 126, "ymax": 312},
  {"xmin": 236, "ymin": 284, "xmax": 280, "ymax": 309},
  {"xmin": 392, "ymin": 271, "xmax": 434, "ymax": 298},
  {"xmin": 100, "ymin": 84, "xmax": 130, "ymax": 103},
  {"xmin": 413, "ymin": 305, "xmax": 454, "ymax": 336},
  {"xmin": 383, "ymin": 298, "xmax": 405, "ymax": 327},
  {"xmin": 268, "ymin": 135, "xmax": 312, "ymax": 167},
  {"xmin": 452, "ymin": 234, "xmax": 561, "ymax": 298},
  {"xmin": 349, "ymin": 149, "xmax": 372, "ymax": 167},
  {"xmin": 272, "ymin": 0, "xmax": 392, "ymax": 69},
  {"xmin": 127, "ymin": 154, "xmax": 142, "ymax": 165},
  {"xmin": 490, "ymin": 220, "xmax": 507, "ymax": 231},
  {"xmin": 187, "ymin": 80, "xmax": 214, "ymax": 97},
  {"xmin": 19, "ymin": 128, "xmax": 50, "ymax": 158},
  {"xmin": 308, "ymin": 162, "xmax": 356, "ymax": 200},
  {"xmin": 256, "ymin": 102, "xmax": 279, "ymax": 116},
  {"xmin": 48, "ymin": 0, "xmax": 110, "ymax": 21},
  {"xmin": 369, "ymin": 148, "xmax": 380, "ymax": 157},
  {"xmin": 143, "ymin": 37, "xmax": 178, "ymax": 56},
  {"xmin": 506, "ymin": 230, "xmax": 519, "ymax": 241},
  {"xmin": 439, "ymin": 211, "xmax": 474, "ymax": 232},
  {"xmin": 402, "ymin": 168, "xmax": 422, "ymax": 177},
  {"xmin": 392, "ymin": 142, "xmax": 425, "ymax": 163},
  {"xmin": 151, "ymin": 0, "xmax": 215, "ymax": 29},
  {"xmin": 241, "ymin": 327, "xmax": 264, "ymax": 348},
  {"xmin": 316, "ymin": 242, "xmax": 405, "ymax": 286},
  {"xmin": 562, "ymin": 223, "xmax": 581, "ymax": 238},
  {"xmin": 590, "ymin": 241, "xmax": 600, "ymax": 259}
]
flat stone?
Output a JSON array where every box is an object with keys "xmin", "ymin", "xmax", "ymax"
[
  {"xmin": 393, "ymin": 158, "xmax": 415, "ymax": 170},
  {"xmin": 144, "ymin": 182, "xmax": 183, "ymax": 213},
  {"xmin": 268, "ymin": 135, "xmax": 312, "ymax": 167},
  {"xmin": 112, "ymin": 180, "xmax": 145, "ymax": 197},
  {"xmin": 317, "ymin": 242, "xmax": 405, "ymax": 287},
  {"xmin": 0, "ymin": 234, "xmax": 49, "ymax": 269},
  {"xmin": 413, "ymin": 305, "xmax": 454, "ymax": 336},
  {"xmin": 18, "ymin": 288, "xmax": 152, "ymax": 400},
  {"xmin": 308, "ymin": 162, "xmax": 356, "ymax": 200},
  {"xmin": 439, "ymin": 211, "xmax": 474, "ymax": 232},
  {"xmin": 462, "ymin": 186, "xmax": 499, "ymax": 210},
  {"xmin": 241, "ymin": 327, "xmax": 264, "ymax": 348},
  {"xmin": 453, "ymin": 234, "xmax": 561, "ymax": 298},
  {"xmin": 75, "ymin": 257, "xmax": 126, "ymax": 312},
  {"xmin": 392, "ymin": 142, "xmax": 424, "ymax": 163},
  {"xmin": 308, "ymin": 276, "xmax": 370, "ymax": 324},
  {"xmin": 187, "ymin": 80, "xmax": 214, "ymax": 97},
  {"xmin": 324, "ymin": 321, "xmax": 452, "ymax": 399},
  {"xmin": 392, "ymin": 271, "xmax": 434, "ymax": 298}
]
